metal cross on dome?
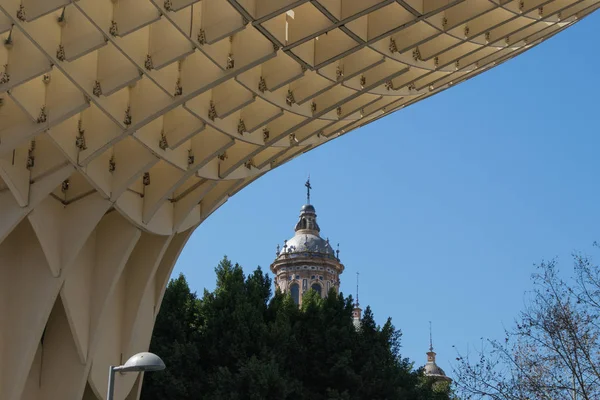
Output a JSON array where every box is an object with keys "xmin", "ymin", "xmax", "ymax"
[
  {"xmin": 429, "ymin": 321, "xmax": 434, "ymax": 352},
  {"xmin": 305, "ymin": 176, "xmax": 312, "ymax": 204}
]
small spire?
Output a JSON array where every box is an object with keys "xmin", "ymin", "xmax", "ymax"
[
  {"xmin": 336, "ymin": 243, "xmax": 340, "ymax": 259},
  {"xmin": 305, "ymin": 175, "xmax": 312, "ymax": 204},
  {"xmin": 356, "ymin": 272, "xmax": 360, "ymax": 307},
  {"xmin": 429, "ymin": 321, "xmax": 434, "ymax": 352}
]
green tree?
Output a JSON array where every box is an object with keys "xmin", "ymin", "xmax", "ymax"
[
  {"xmin": 142, "ymin": 256, "xmax": 452, "ymax": 400},
  {"xmin": 141, "ymin": 274, "xmax": 203, "ymax": 400},
  {"xmin": 197, "ymin": 257, "xmax": 289, "ymax": 398}
]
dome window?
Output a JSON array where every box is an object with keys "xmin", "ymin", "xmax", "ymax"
[
  {"xmin": 290, "ymin": 283, "xmax": 300, "ymax": 305},
  {"xmin": 311, "ymin": 283, "xmax": 322, "ymax": 297}
]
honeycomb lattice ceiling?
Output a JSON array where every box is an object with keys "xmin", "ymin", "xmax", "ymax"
[{"xmin": 0, "ymin": 0, "xmax": 597, "ymax": 235}]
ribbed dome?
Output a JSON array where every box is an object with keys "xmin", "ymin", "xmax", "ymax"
[
  {"xmin": 424, "ymin": 361, "xmax": 447, "ymax": 377},
  {"xmin": 279, "ymin": 233, "xmax": 335, "ymax": 257},
  {"xmin": 424, "ymin": 351, "xmax": 452, "ymax": 382},
  {"xmin": 275, "ymin": 203, "xmax": 339, "ymax": 260}
]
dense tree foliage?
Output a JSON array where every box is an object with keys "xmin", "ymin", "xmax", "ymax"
[
  {"xmin": 453, "ymin": 245, "xmax": 600, "ymax": 399},
  {"xmin": 142, "ymin": 256, "xmax": 450, "ymax": 399}
]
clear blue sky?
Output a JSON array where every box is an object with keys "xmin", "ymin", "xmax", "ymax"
[{"xmin": 173, "ymin": 13, "xmax": 600, "ymax": 377}]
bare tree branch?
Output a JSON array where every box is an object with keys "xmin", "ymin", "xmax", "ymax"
[{"xmin": 453, "ymin": 252, "xmax": 600, "ymax": 400}]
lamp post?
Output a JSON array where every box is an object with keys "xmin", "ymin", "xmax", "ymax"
[{"xmin": 107, "ymin": 352, "xmax": 165, "ymax": 400}]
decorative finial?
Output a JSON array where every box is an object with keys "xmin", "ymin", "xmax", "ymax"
[
  {"xmin": 336, "ymin": 243, "xmax": 340, "ymax": 259},
  {"xmin": 356, "ymin": 272, "xmax": 360, "ymax": 307},
  {"xmin": 276, "ymin": 243, "xmax": 280, "ymax": 255},
  {"xmin": 429, "ymin": 321, "xmax": 434, "ymax": 352},
  {"xmin": 305, "ymin": 176, "xmax": 312, "ymax": 204}
]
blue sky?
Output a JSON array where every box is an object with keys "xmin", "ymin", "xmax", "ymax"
[{"xmin": 173, "ymin": 13, "xmax": 600, "ymax": 376}]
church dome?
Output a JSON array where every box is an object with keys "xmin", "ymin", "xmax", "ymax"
[
  {"xmin": 423, "ymin": 325, "xmax": 452, "ymax": 383},
  {"xmin": 275, "ymin": 202, "xmax": 339, "ymax": 260},
  {"xmin": 423, "ymin": 350, "xmax": 452, "ymax": 383},
  {"xmin": 270, "ymin": 179, "xmax": 345, "ymax": 306},
  {"xmin": 423, "ymin": 324, "xmax": 452, "ymax": 382},
  {"xmin": 424, "ymin": 360, "xmax": 447, "ymax": 377},
  {"xmin": 279, "ymin": 233, "xmax": 335, "ymax": 257}
]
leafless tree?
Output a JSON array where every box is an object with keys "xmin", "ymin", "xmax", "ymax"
[{"xmin": 453, "ymin": 244, "xmax": 600, "ymax": 400}]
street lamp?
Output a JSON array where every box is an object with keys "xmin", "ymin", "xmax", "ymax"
[{"xmin": 107, "ymin": 352, "xmax": 165, "ymax": 400}]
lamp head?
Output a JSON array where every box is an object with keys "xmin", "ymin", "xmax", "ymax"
[{"xmin": 117, "ymin": 352, "xmax": 165, "ymax": 373}]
